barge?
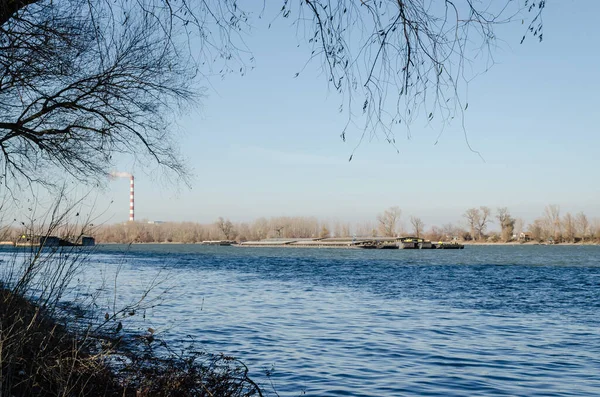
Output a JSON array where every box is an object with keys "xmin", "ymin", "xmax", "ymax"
[
  {"xmin": 238, "ymin": 237, "xmax": 464, "ymax": 250},
  {"xmin": 14, "ymin": 235, "xmax": 95, "ymax": 247}
]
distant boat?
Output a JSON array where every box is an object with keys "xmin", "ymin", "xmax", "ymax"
[{"xmin": 201, "ymin": 240, "xmax": 235, "ymax": 246}]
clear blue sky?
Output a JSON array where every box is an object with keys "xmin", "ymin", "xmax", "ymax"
[{"xmin": 101, "ymin": 1, "xmax": 599, "ymax": 229}]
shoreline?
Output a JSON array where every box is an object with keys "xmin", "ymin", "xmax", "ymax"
[
  {"xmin": 94, "ymin": 241, "xmax": 600, "ymax": 247},
  {"xmin": 0, "ymin": 287, "xmax": 263, "ymax": 396},
  {"xmin": 461, "ymin": 241, "xmax": 599, "ymax": 246}
]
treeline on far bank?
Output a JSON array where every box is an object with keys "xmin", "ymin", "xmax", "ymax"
[
  {"xmin": 82, "ymin": 206, "xmax": 600, "ymax": 244},
  {"xmin": 3, "ymin": 205, "xmax": 598, "ymax": 245}
]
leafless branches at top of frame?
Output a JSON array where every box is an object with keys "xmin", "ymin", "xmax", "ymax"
[
  {"xmin": 282, "ymin": 0, "xmax": 545, "ymax": 153},
  {"xmin": 0, "ymin": 0, "xmax": 546, "ymax": 189}
]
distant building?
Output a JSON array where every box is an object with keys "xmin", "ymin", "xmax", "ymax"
[
  {"xmin": 519, "ymin": 232, "xmax": 533, "ymax": 242},
  {"xmin": 148, "ymin": 220, "xmax": 165, "ymax": 225}
]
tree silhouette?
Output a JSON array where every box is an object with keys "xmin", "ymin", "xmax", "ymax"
[{"xmin": 0, "ymin": 0, "xmax": 546, "ymax": 186}]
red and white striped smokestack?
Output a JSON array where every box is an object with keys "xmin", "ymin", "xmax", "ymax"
[
  {"xmin": 129, "ymin": 175, "xmax": 135, "ymax": 222},
  {"xmin": 109, "ymin": 171, "xmax": 135, "ymax": 222}
]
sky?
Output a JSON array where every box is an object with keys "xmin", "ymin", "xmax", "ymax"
[{"xmin": 97, "ymin": 0, "xmax": 599, "ymax": 230}]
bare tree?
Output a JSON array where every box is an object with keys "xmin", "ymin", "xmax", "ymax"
[
  {"xmin": 591, "ymin": 219, "xmax": 600, "ymax": 242},
  {"xmin": 273, "ymin": 224, "xmax": 285, "ymax": 239},
  {"xmin": 463, "ymin": 208, "xmax": 479, "ymax": 241},
  {"xmin": 332, "ymin": 221, "xmax": 342, "ymax": 238},
  {"xmin": 287, "ymin": 0, "xmax": 545, "ymax": 149},
  {"xmin": 216, "ymin": 217, "xmax": 235, "ymax": 240},
  {"xmin": 425, "ymin": 226, "xmax": 443, "ymax": 242},
  {"xmin": 341, "ymin": 223, "xmax": 351, "ymax": 238},
  {"xmin": 476, "ymin": 207, "xmax": 492, "ymax": 241},
  {"xmin": 562, "ymin": 212, "xmax": 576, "ymax": 243},
  {"xmin": 410, "ymin": 216, "xmax": 424, "ymax": 238},
  {"xmin": 319, "ymin": 224, "xmax": 330, "ymax": 239},
  {"xmin": 440, "ymin": 223, "xmax": 465, "ymax": 241},
  {"xmin": 575, "ymin": 212, "xmax": 589, "ymax": 241},
  {"xmin": 544, "ymin": 205, "xmax": 562, "ymax": 242},
  {"xmin": 0, "ymin": 0, "xmax": 209, "ymax": 187},
  {"xmin": 355, "ymin": 221, "xmax": 375, "ymax": 237},
  {"xmin": 377, "ymin": 206, "xmax": 401, "ymax": 237},
  {"xmin": 464, "ymin": 206, "xmax": 491, "ymax": 241},
  {"xmin": 496, "ymin": 207, "xmax": 515, "ymax": 243},
  {"xmin": 236, "ymin": 222, "xmax": 251, "ymax": 242},
  {"xmin": 252, "ymin": 217, "xmax": 269, "ymax": 240},
  {"xmin": 528, "ymin": 219, "xmax": 544, "ymax": 242},
  {"xmin": 0, "ymin": 0, "xmax": 546, "ymax": 188}
]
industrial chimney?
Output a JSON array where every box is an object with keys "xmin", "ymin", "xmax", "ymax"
[
  {"xmin": 129, "ymin": 175, "xmax": 135, "ymax": 222},
  {"xmin": 109, "ymin": 171, "xmax": 135, "ymax": 222}
]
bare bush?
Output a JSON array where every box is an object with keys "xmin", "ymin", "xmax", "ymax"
[{"xmin": 0, "ymin": 192, "xmax": 263, "ymax": 396}]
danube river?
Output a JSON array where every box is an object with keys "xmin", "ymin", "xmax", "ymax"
[{"xmin": 78, "ymin": 245, "xmax": 600, "ymax": 395}]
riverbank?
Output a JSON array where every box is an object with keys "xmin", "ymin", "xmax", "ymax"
[
  {"xmin": 94, "ymin": 240, "xmax": 599, "ymax": 247},
  {"xmin": 462, "ymin": 241, "xmax": 600, "ymax": 246},
  {"xmin": 0, "ymin": 288, "xmax": 122, "ymax": 396},
  {"xmin": 0, "ymin": 287, "xmax": 263, "ymax": 396}
]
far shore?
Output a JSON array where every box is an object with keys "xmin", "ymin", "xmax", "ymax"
[
  {"xmin": 93, "ymin": 240, "xmax": 600, "ymax": 247},
  {"xmin": 461, "ymin": 241, "xmax": 599, "ymax": 246}
]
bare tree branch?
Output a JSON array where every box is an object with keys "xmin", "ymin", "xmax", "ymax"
[{"xmin": 0, "ymin": 0, "xmax": 546, "ymax": 188}]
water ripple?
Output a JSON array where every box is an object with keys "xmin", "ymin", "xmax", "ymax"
[{"xmin": 30, "ymin": 244, "xmax": 600, "ymax": 396}]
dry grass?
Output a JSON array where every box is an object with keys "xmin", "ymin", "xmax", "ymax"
[
  {"xmin": 0, "ymin": 286, "xmax": 263, "ymax": 397},
  {"xmin": 1, "ymin": 288, "xmax": 121, "ymax": 396},
  {"xmin": 0, "ymin": 192, "xmax": 265, "ymax": 396}
]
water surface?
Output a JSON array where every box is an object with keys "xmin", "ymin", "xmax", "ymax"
[{"xmin": 16, "ymin": 244, "xmax": 600, "ymax": 396}]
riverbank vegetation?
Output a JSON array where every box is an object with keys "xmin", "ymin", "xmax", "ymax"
[
  {"xmin": 0, "ymin": 286, "xmax": 263, "ymax": 396},
  {"xmin": 3, "ymin": 205, "xmax": 593, "ymax": 245},
  {"xmin": 0, "ymin": 216, "xmax": 264, "ymax": 396}
]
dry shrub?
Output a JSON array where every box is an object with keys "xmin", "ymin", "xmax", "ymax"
[
  {"xmin": 0, "ymin": 192, "xmax": 264, "ymax": 396},
  {"xmin": 1, "ymin": 279, "xmax": 263, "ymax": 397}
]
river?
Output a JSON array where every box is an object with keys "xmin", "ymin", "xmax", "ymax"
[{"xmin": 13, "ymin": 244, "xmax": 600, "ymax": 396}]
